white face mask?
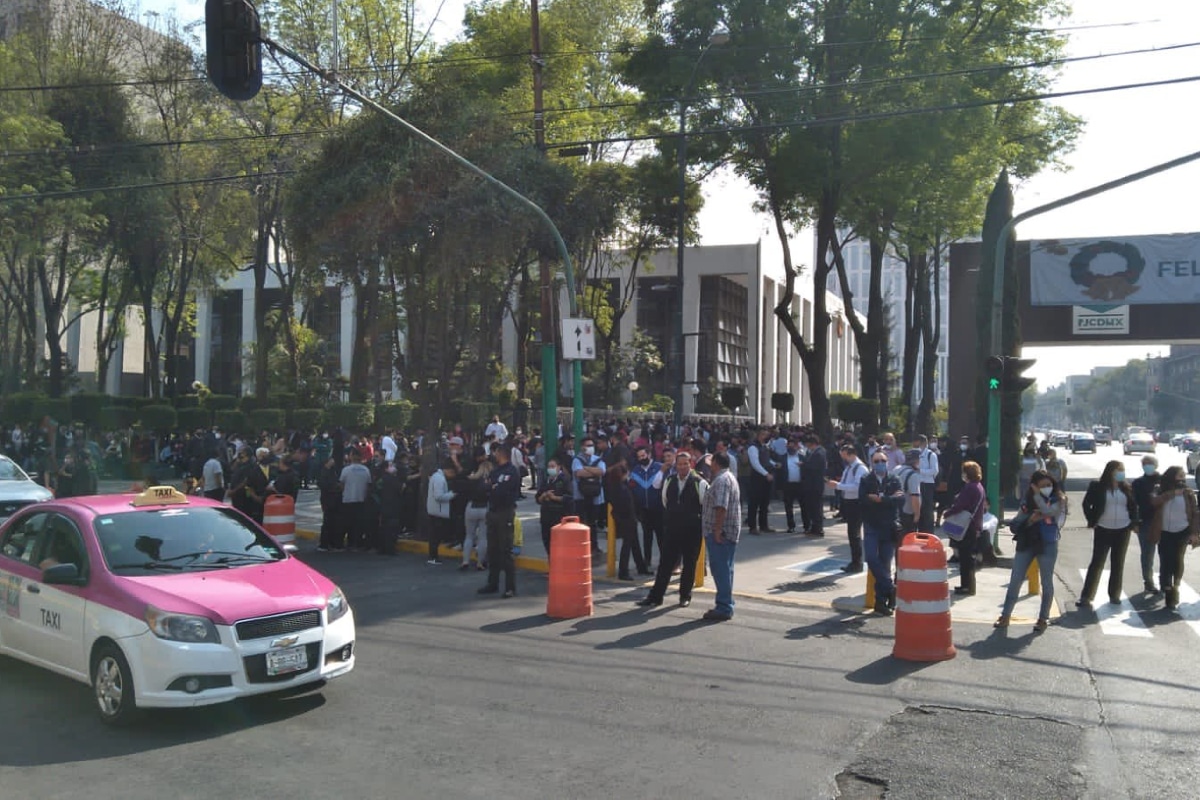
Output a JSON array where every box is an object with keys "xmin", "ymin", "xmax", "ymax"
[
  {"xmin": 583, "ymin": 446, "xmax": 595, "ymax": 456},
  {"xmin": 1039, "ymin": 486, "xmax": 1053, "ymax": 498}
]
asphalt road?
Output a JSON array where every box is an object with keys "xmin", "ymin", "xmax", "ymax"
[{"xmin": 4, "ymin": 445, "xmax": 1200, "ymax": 798}]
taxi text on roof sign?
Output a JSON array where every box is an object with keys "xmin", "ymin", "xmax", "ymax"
[{"xmin": 130, "ymin": 486, "xmax": 191, "ymax": 507}]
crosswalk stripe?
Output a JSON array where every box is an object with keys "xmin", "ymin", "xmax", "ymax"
[
  {"xmin": 1078, "ymin": 570, "xmax": 1153, "ymax": 638},
  {"xmin": 1169, "ymin": 581, "xmax": 1200, "ymax": 640}
]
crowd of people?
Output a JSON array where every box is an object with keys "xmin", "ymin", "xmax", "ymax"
[{"xmin": 8, "ymin": 411, "xmax": 1197, "ymax": 628}]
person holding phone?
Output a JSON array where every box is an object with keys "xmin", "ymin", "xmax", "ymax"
[{"xmin": 859, "ymin": 451, "xmax": 905, "ymax": 615}]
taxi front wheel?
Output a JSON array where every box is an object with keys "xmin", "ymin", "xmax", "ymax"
[{"xmin": 92, "ymin": 644, "xmax": 138, "ymax": 726}]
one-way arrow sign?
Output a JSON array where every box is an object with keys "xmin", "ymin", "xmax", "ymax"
[{"xmin": 561, "ymin": 317, "xmax": 596, "ymax": 360}]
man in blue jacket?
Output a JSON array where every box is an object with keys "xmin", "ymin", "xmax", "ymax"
[{"xmin": 630, "ymin": 446, "xmax": 664, "ymax": 569}]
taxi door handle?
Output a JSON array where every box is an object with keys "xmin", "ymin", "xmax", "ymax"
[{"xmin": 26, "ymin": 584, "xmax": 39, "ymax": 594}]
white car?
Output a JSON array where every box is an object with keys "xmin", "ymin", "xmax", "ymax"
[
  {"xmin": 1123, "ymin": 433, "xmax": 1156, "ymax": 456},
  {"xmin": 0, "ymin": 486, "xmax": 355, "ymax": 725},
  {"xmin": 0, "ymin": 456, "xmax": 53, "ymax": 524}
]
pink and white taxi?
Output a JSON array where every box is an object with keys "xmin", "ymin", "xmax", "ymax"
[{"xmin": 0, "ymin": 486, "xmax": 355, "ymax": 724}]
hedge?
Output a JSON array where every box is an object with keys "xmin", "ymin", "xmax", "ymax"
[
  {"xmin": 204, "ymin": 393, "xmax": 239, "ymax": 411},
  {"xmin": 138, "ymin": 404, "xmax": 178, "ymax": 432},
  {"xmin": 325, "ymin": 402, "xmax": 374, "ymax": 430},
  {"xmin": 71, "ymin": 392, "xmax": 112, "ymax": 428},
  {"xmin": 214, "ymin": 409, "xmax": 249, "ymax": 434},
  {"xmin": 172, "ymin": 394, "xmax": 201, "ymax": 409},
  {"xmin": 375, "ymin": 400, "xmax": 416, "ymax": 432},
  {"xmin": 290, "ymin": 409, "xmax": 324, "ymax": 432},
  {"xmin": 176, "ymin": 407, "xmax": 212, "ymax": 431},
  {"xmin": 248, "ymin": 408, "xmax": 286, "ymax": 432},
  {"xmin": 3, "ymin": 392, "xmax": 47, "ymax": 424},
  {"xmin": 99, "ymin": 406, "xmax": 138, "ymax": 429},
  {"xmin": 838, "ymin": 398, "xmax": 880, "ymax": 428}
]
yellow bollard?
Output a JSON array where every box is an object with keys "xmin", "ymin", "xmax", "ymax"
[
  {"xmin": 1027, "ymin": 557, "xmax": 1040, "ymax": 595},
  {"xmin": 864, "ymin": 570, "xmax": 876, "ymax": 611},
  {"xmin": 606, "ymin": 504, "xmax": 617, "ymax": 578},
  {"xmin": 694, "ymin": 538, "xmax": 705, "ymax": 588}
]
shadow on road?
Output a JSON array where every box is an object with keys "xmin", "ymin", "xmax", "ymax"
[
  {"xmin": 844, "ymin": 655, "xmax": 935, "ymax": 685},
  {"xmin": 595, "ymin": 619, "xmax": 707, "ymax": 650},
  {"xmin": 0, "ymin": 656, "xmax": 325, "ymax": 767},
  {"xmin": 960, "ymin": 627, "xmax": 1038, "ymax": 659}
]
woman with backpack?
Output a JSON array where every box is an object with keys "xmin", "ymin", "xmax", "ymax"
[
  {"xmin": 1079, "ymin": 460, "xmax": 1138, "ymax": 608},
  {"xmin": 996, "ymin": 470, "xmax": 1066, "ymax": 632}
]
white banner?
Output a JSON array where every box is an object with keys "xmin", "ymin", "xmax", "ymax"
[{"xmin": 1029, "ymin": 233, "xmax": 1200, "ymax": 306}]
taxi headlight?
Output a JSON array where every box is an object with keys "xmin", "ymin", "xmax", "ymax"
[
  {"xmin": 144, "ymin": 605, "xmax": 220, "ymax": 644},
  {"xmin": 326, "ymin": 588, "xmax": 349, "ymax": 623}
]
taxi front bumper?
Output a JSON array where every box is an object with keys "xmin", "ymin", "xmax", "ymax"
[{"xmin": 119, "ymin": 609, "xmax": 355, "ymax": 709}]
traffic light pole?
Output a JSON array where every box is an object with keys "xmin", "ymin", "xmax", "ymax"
[
  {"xmin": 257, "ymin": 35, "xmax": 585, "ymax": 447},
  {"xmin": 986, "ymin": 147, "xmax": 1200, "ymax": 519}
]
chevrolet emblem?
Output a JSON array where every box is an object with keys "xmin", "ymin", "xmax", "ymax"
[{"xmin": 271, "ymin": 635, "xmax": 301, "ymax": 648}]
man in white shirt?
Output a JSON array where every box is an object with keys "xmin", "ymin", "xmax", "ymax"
[
  {"xmin": 827, "ymin": 444, "xmax": 867, "ymax": 573},
  {"xmin": 781, "ymin": 439, "xmax": 804, "ymax": 533},
  {"xmin": 381, "ymin": 432, "xmax": 398, "ymax": 464},
  {"xmin": 337, "ymin": 449, "xmax": 373, "ymax": 551},
  {"xmin": 202, "ymin": 449, "xmax": 225, "ymax": 502},
  {"xmin": 913, "ymin": 434, "xmax": 939, "ymax": 533},
  {"xmin": 484, "ymin": 415, "xmax": 509, "ymax": 443}
]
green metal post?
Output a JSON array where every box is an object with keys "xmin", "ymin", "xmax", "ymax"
[{"xmin": 986, "ymin": 147, "xmax": 1200, "ymax": 518}]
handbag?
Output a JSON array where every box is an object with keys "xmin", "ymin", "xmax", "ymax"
[{"xmin": 943, "ymin": 493, "xmax": 984, "ymax": 542}]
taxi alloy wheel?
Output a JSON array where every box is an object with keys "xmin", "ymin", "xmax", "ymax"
[{"xmin": 92, "ymin": 644, "xmax": 138, "ymax": 726}]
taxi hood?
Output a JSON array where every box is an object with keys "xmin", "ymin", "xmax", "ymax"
[{"xmin": 116, "ymin": 557, "xmax": 336, "ymax": 626}]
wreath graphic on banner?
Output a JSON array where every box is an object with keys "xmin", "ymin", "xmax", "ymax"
[{"xmin": 1068, "ymin": 240, "xmax": 1144, "ymax": 302}]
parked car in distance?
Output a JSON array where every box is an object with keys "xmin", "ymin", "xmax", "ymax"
[
  {"xmin": 1070, "ymin": 432, "xmax": 1097, "ymax": 454},
  {"xmin": 1049, "ymin": 430, "xmax": 1071, "ymax": 447},
  {"xmin": 1123, "ymin": 432, "xmax": 1157, "ymax": 456},
  {"xmin": 1092, "ymin": 425, "xmax": 1112, "ymax": 445},
  {"xmin": 0, "ymin": 456, "xmax": 53, "ymax": 524},
  {"xmin": 1179, "ymin": 432, "xmax": 1200, "ymax": 452}
]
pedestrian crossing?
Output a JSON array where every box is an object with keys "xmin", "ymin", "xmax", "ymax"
[{"xmin": 1080, "ymin": 569, "xmax": 1200, "ymax": 639}]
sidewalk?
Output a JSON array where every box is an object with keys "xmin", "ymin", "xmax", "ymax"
[{"xmin": 283, "ymin": 486, "xmax": 1058, "ymax": 626}]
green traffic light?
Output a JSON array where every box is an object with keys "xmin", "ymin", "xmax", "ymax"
[{"xmin": 989, "ymin": 378, "xmax": 1000, "ymax": 390}]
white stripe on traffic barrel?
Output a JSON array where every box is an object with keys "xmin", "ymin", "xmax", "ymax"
[{"xmin": 896, "ymin": 598, "xmax": 952, "ymax": 614}]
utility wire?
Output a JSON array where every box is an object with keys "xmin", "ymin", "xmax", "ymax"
[
  {"xmin": 3, "ymin": 39, "xmax": 1195, "ymax": 160},
  {"xmin": 0, "ymin": 170, "xmax": 295, "ymax": 203}
]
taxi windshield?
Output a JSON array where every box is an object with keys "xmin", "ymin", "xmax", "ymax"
[
  {"xmin": 94, "ymin": 507, "xmax": 285, "ymax": 574},
  {"xmin": 0, "ymin": 460, "xmax": 29, "ymax": 481}
]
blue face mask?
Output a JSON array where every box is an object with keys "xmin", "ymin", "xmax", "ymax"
[
  {"xmin": 1143, "ymin": 464, "xmax": 1156, "ymax": 476},
  {"xmin": 872, "ymin": 462, "xmax": 888, "ymax": 475},
  {"xmin": 1114, "ymin": 472, "xmax": 1126, "ymax": 483}
]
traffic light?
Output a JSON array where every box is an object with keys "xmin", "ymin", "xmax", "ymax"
[
  {"xmin": 1003, "ymin": 357, "xmax": 1036, "ymax": 393},
  {"xmin": 985, "ymin": 355, "xmax": 1004, "ymax": 391},
  {"xmin": 206, "ymin": 0, "xmax": 263, "ymax": 102},
  {"xmin": 984, "ymin": 355, "xmax": 1036, "ymax": 392}
]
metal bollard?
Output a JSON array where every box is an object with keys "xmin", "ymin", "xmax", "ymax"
[
  {"xmin": 1027, "ymin": 557, "xmax": 1040, "ymax": 595},
  {"xmin": 864, "ymin": 571, "xmax": 876, "ymax": 611},
  {"xmin": 694, "ymin": 538, "xmax": 705, "ymax": 588},
  {"xmin": 606, "ymin": 504, "xmax": 616, "ymax": 578}
]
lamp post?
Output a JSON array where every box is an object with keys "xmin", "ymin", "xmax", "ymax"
[
  {"xmin": 628, "ymin": 380, "xmax": 639, "ymax": 408},
  {"xmin": 674, "ymin": 27, "xmax": 729, "ymax": 438}
]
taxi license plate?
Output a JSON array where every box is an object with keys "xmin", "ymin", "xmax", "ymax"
[{"xmin": 265, "ymin": 645, "xmax": 308, "ymax": 676}]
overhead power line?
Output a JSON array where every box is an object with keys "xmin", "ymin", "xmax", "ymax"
[
  {"xmin": 2, "ymin": 39, "xmax": 1196, "ymax": 161},
  {"xmin": 0, "ymin": 170, "xmax": 296, "ymax": 203}
]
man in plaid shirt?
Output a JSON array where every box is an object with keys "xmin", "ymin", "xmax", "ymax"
[{"xmin": 702, "ymin": 452, "xmax": 743, "ymax": 621}]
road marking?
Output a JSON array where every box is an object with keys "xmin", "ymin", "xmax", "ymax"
[
  {"xmin": 1170, "ymin": 581, "xmax": 1200, "ymax": 640},
  {"xmin": 1079, "ymin": 570, "xmax": 1153, "ymax": 637},
  {"xmin": 780, "ymin": 556, "xmax": 845, "ymax": 578}
]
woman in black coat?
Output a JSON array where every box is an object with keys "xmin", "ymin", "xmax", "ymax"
[
  {"xmin": 606, "ymin": 462, "xmax": 650, "ymax": 580},
  {"xmin": 1078, "ymin": 460, "xmax": 1139, "ymax": 607}
]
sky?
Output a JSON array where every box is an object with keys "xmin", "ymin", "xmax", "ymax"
[{"xmin": 139, "ymin": 0, "xmax": 1200, "ymax": 391}]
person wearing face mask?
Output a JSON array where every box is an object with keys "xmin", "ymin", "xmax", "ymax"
[
  {"xmin": 630, "ymin": 447, "xmax": 664, "ymax": 568},
  {"xmin": 860, "ymin": 451, "xmax": 904, "ymax": 614},
  {"xmin": 945, "ymin": 461, "xmax": 987, "ymax": 595},
  {"xmin": 1149, "ymin": 466, "xmax": 1200, "ymax": 612},
  {"xmin": 572, "ymin": 436, "xmax": 607, "ymax": 557},
  {"xmin": 639, "ymin": 452, "xmax": 708, "ymax": 608},
  {"xmin": 996, "ymin": 470, "xmax": 1066, "ymax": 631},
  {"xmin": 1079, "ymin": 460, "xmax": 1139, "ymax": 608},
  {"xmin": 781, "ymin": 439, "xmax": 805, "ymax": 533},
  {"xmin": 536, "ymin": 457, "xmax": 573, "ymax": 559},
  {"xmin": 1130, "ymin": 455, "xmax": 1161, "ymax": 593},
  {"xmin": 827, "ymin": 444, "xmax": 868, "ymax": 573},
  {"xmin": 1044, "ymin": 448, "xmax": 1067, "ymax": 486}
]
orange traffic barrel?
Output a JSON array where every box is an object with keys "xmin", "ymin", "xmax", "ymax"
[
  {"xmin": 893, "ymin": 532, "xmax": 956, "ymax": 662},
  {"xmin": 547, "ymin": 516, "xmax": 593, "ymax": 619},
  {"xmin": 263, "ymin": 494, "xmax": 297, "ymax": 545}
]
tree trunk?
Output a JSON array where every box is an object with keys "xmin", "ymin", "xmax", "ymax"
[{"xmin": 900, "ymin": 248, "xmax": 921, "ymax": 433}]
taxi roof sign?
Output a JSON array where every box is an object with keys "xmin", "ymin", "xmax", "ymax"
[{"xmin": 130, "ymin": 486, "xmax": 191, "ymax": 507}]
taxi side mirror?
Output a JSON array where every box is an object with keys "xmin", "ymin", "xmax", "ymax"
[
  {"xmin": 283, "ymin": 543, "xmax": 298, "ymax": 555},
  {"xmin": 42, "ymin": 563, "xmax": 85, "ymax": 586}
]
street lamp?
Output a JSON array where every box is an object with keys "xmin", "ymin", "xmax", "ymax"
[
  {"xmin": 628, "ymin": 380, "xmax": 639, "ymax": 408},
  {"xmin": 674, "ymin": 26, "xmax": 728, "ymax": 438}
]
